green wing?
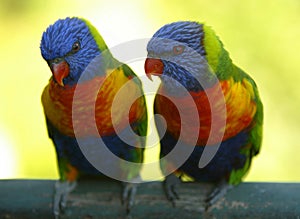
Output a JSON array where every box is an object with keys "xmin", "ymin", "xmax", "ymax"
[
  {"xmin": 122, "ymin": 64, "xmax": 148, "ymax": 165},
  {"xmin": 229, "ymin": 66, "xmax": 263, "ymax": 185}
]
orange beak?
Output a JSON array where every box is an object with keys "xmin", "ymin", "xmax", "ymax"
[
  {"xmin": 144, "ymin": 58, "xmax": 164, "ymax": 81},
  {"xmin": 49, "ymin": 59, "xmax": 70, "ymax": 86}
]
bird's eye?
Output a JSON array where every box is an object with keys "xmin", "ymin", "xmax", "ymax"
[
  {"xmin": 72, "ymin": 41, "xmax": 80, "ymax": 53},
  {"xmin": 173, "ymin": 45, "xmax": 185, "ymax": 55}
]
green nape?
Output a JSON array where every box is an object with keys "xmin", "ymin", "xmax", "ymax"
[
  {"xmin": 80, "ymin": 18, "xmax": 109, "ymax": 52},
  {"xmin": 202, "ymin": 24, "xmax": 222, "ymax": 74},
  {"xmin": 202, "ymin": 24, "xmax": 234, "ymax": 81}
]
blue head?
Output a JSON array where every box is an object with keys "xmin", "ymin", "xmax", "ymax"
[
  {"xmin": 40, "ymin": 17, "xmax": 109, "ymax": 86},
  {"xmin": 145, "ymin": 21, "xmax": 216, "ymax": 93}
]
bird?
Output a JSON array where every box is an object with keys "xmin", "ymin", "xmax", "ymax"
[
  {"xmin": 144, "ymin": 21, "xmax": 263, "ymax": 209},
  {"xmin": 40, "ymin": 17, "xmax": 148, "ymax": 217}
]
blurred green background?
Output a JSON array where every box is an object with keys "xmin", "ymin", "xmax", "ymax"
[{"xmin": 0, "ymin": 0, "xmax": 299, "ymax": 181}]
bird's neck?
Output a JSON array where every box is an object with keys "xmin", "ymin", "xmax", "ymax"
[
  {"xmin": 160, "ymin": 72, "xmax": 217, "ymax": 96},
  {"xmin": 65, "ymin": 54, "xmax": 118, "ymax": 86}
]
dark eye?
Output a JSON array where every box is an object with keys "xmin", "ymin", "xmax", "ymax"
[
  {"xmin": 72, "ymin": 41, "xmax": 80, "ymax": 53},
  {"xmin": 173, "ymin": 45, "xmax": 185, "ymax": 55}
]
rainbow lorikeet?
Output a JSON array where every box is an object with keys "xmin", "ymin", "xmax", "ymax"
[
  {"xmin": 145, "ymin": 21, "xmax": 263, "ymax": 208},
  {"xmin": 40, "ymin": 17, "xmax": 147, "ymax": 217}
]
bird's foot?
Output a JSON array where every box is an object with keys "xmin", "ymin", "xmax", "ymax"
[
  {"xmin": 53, "ymin": 180, "xmax": 77, "ymax": 219},
  {"xmin": 164, "ymin": 174, "xmax": 181, "ymax": 207},
  {"xmin": 122, "ymin": 176, "xmax": 142, "ymax": 215},
  {"xmin": 205, "ymin": 180, "xmax": 233, "ymax": 210}
]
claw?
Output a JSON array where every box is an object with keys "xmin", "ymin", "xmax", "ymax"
[
  {"xmin": 121, "ymin": 176, "xmax": 142, "ymax": 215},
  {"xmin": 205, "ymin": 180, "xmax": 233, "ymax": 210},
  {"xmin": 53, "ymin": 180, "xmax": 77, "ymax": 218},
  {"xmin": 122, "ymin": 183, "xmax": 137, "ymax": 214},
  {"xmin": 164, "ymin": 174, "xmax": 181, "ymax": 207}
]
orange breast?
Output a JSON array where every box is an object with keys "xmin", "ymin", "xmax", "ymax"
[
  {"xmin": 42, "ymin": 69, "xmax": 145, "ymax": 137},
  {"xmin": 155, "ymin": 78, "xmax": 257, "ymax": 146}
]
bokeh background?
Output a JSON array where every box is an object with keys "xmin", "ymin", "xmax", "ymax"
[{"xmin": 0, "ymin": 0, "xmax": 299, "ymax": 181}]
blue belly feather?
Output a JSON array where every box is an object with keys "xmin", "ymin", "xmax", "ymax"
[
  {"xmin": 47, "ymin": 120, "xmax": 142, "ymax": 176},
  {"xmin": 160, "ymin": 130, "xmax": 249, "ymax": 182}
]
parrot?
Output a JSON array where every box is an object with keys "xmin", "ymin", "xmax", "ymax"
[
  {"xmin": 40, "ymin": 17, "xmax": 147, "ymax": 217},
  {"xmin": 144, "ymin": 21, "xmax": 263, "ymax": 208}
]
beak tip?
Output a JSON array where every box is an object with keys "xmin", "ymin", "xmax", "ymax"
[
  {"xmin": 146, "ymin": 74, "xmax": 153, "ymax": 81},
  {"xmin": 51, "ymin": 75, "xmax": 64, "ymax": 87},
  {"xmin": 58, "ymin": 81, "xmax": 65, "ymax": 87}
]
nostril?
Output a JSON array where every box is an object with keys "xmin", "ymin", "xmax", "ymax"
[
  {"xmin": 48, "ymin": 57, "xmax": 65, "ymax": 67},
  {"xmin": 53, "ymin": 58, "xmax": 63, "ymax": 64}
]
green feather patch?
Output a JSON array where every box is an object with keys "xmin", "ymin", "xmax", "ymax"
[
  {"xmin": 81, "ymin": 18, "xmax": 109, "ymax": 52},
  {"xmin": 202, "ymin": 24, "xmax": 222, "ymax": 73}
]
